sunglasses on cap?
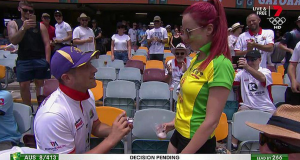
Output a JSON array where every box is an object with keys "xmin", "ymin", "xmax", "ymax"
[
  {"xmin": 246, "ymin": 57, "xmax": 258, "ymax": 62},
  {"xmin": 260, "ymin": 133, "xmax": 300, "ymax": 154},
  {"xmin": 175, "ymin": 52, "xmax": 185, "ymax": 56},
  {"xmin": 22, "ymin": 8, "xmax": 34, "ymax": 14}
]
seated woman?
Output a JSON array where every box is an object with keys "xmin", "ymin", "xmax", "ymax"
[{"xmin": 165, "ymin": 43, "xmax": 191, "ymax": 89}]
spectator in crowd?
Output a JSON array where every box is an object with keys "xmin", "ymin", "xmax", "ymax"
[
  {"xmin": 128, "ymin": 22, "xmax": 138, "ymax": 49},
  {"xmin": 228, "ymin": 22, "xmax": 243, "ymax": 56},
  {"xmin": 7, "ymin": 0, "xmax": 51, "ymax": 107},
  {"xmin": 111, "ymin": 22, "xmax": 131, "ymax": 63},
  {"xmin": 121, "ymin": 20, "xmax": 128, "ymax": 34},
  {"xmin": 34, "ymin": 46, "xmax": 131, "ymax": 153},
  {"xmin": 164, "ymin": 25, "xmax": 172, "ymax": 50},
  {"xmin": 235, "ymin": 13, "xmax": 274, "ymax": 68},
  {"xmin": 53, "ymin": 10, "xmax": 72, "ymax": 52},
  {"xmin": 73, "ymin": 13, "xmax": 95, "ymax": 52},
  {"xmin": 165, "ymin": 43, "xmax": 191, "ymax": 89},
  {"xmin": 278, "ymin": 16, "xmax": 300, "ymax": 73},
  {"xmin": 146, "ymin": 22, "xmax": 154, "ymax": 40},
  {"xmin": 138, "ymin": 24, "xmax": 147, "ymax": 47},
  {"xmin": 40, "ymin": 13, "xmax": 55, "ymax": 54},
  {"xmin": 91, "ymin": 19, "xmax": 104, "ymax": 55},
  {"xmin": 0, "ymin": 91, "xmax": 22, "ymax": 151},
  {"xmin": 247, "ymin": 104, "xmax": 300, "ymax": 160},
  {"xmin": 172, "ymin": 25, "xmax": 179, "ymax": 36},
  {"xmin": 170, "ymin": 27, "xmax": 182, "ymax": 49},
  {"xmin": 163, "ymin": 0, "xmax": 234, "ymax": 154},
  {"xmin": 287, "ymin": 41, "xmax": 300, "ymax": 105},
  {"xmin": 147, "ymin": 16, "xmax": 168, "ymax": 61},
  {"xmin": 232, "ymin": 50, "xmax": 276, "ymax": 150}
]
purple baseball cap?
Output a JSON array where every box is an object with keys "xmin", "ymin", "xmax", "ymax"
[{"xmin": 51, "ymin": 46, "xmax": 98, "ymax": 79}]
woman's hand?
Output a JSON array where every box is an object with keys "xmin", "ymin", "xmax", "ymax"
[{"xmin": 163, "ymin": 121, "xmax": 175, "ymax": 134}]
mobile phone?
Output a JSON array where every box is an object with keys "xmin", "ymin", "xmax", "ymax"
[
  {"xmin": 29, "ymin": 14, "xmax": 36, "ymax": 22},
  {"xmin": 232, "ymin": 56, "xmax": 243, "ymax": 69}
]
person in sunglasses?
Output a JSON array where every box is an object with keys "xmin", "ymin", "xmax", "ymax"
[
  {"xmin": 72, "ymin": 13, "xmax": 95, "ymax": 53},
  {"xmin": 165, "ymin": 43, "xmax": 191, "ymax": 89},
  {"xmin": 53, "ymin": 10, "xmax": 72, "ymax": 53},
  {"xmin": 7, "ymin": 0, "xmax": 51, "ymax": 107},
  {"xmin": 231, "ymin": 50, "xmax": 276, "ymax": 150},
  {"xmin": 162, "ymin": 0, "xmax": 234, "ymax": 154},
  {"xmin": 246, "ymin": 104, "xmax": 300, "ymax": 160}
]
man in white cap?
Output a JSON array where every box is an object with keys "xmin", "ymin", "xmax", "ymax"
[
  {"xmin": 247, "ymin": 104, "xmax": 300, "ymax": 160},
  {"xmin": 73, "ymin": 13, "xmax": 95, "ymax": 52},
  {"xmin": 234, "ymin": 13, "xmax": 274, "ymax": 68},
  {"xmin": 228, "ymin": 22, "xmax": 243, "ymax": 56},
  {"xmin": 147, "ymin": 16, "xmax": 168, "ymax": 61}
]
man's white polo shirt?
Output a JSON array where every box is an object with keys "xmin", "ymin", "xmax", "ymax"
[
  {"xmin": 234, "ymin": 67, "xmax": 276, "ymax": 112},
  {"xmin": 165, "ymin": 58, "xmax": 191, "ymax": 88},
  {"xmin": 235, "ymin": 28, "xmax": 274, "ymax": 68},
  {"xmin": 34, "ymin": 84, "xmax": 98, "ymax": 154}
]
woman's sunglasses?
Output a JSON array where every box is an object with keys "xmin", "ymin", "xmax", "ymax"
[
  {"xmin": 260, "ymin": 133, "xmax": 300, "ymax": 154},
  {"xmin": 175, "ymin": 52, "xmax": 185, "ymax": 56},
  {"xmin": 185, "ymin": 26, "xmax": 203, "ymax": 38},
  {"xmin": 22, "ymin": 8, "xmax": 34, "ymax": 14}
]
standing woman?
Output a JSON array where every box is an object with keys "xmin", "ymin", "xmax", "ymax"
[
  {"xmin": 170, "ymin": 28, "xmax": 182, "ymax": 49},
  {"xmin": 163, "ymin": 0, "xmax": 235, "ymax": 154},
  {"xmin": 111, "ymin": 22, "xmax": 131, "ymax": 63}
]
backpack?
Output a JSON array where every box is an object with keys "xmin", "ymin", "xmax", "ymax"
[{"xmin": 271, "ymin": 42, "xmax": 286, "ymax": 63}]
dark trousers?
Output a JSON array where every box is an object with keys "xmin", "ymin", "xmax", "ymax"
[
  {"xmin": 285, "ymin": 87, "xmax": 300, "ymax": 105},
  {"xmin": 149, "ymin": 54, "xmax": 164, "ymax": 61}
]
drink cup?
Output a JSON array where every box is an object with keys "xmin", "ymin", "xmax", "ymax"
[{"xmin": 154, "ymin": 123, "xmax": 167, "ymax": 140}]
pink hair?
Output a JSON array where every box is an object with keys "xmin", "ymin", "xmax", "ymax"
[{"xmin": 183, "ymin": 0, "xmax": 231, "ymax": 70}]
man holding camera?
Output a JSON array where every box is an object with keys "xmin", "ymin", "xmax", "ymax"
[
  {"xmin": 7, "ymin": 0, "xmax": 51, "ymax": 107},
  {"xmin": 234, "ymin": 50, "xmax": 276, "ymax": 113}
]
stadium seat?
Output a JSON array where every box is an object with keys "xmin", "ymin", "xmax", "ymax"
[
  {"xmin": 138, "ymin": 47, "xmax": 148, "ymax": 51},
  {"xmin": 99, "ymin": 55, "xmax": 112, "ymax": 62},
  {"xmin": 91, "ymin": 59, "xmax": 106, "ymax": 68},
  {"xmin": 95, "ymin": 106, "xmax": 125, "ymax": 126},
  {"xmin": 0, "ymin": 58, "xmax": 16, "ymax": 69},
  {"xmin": 13, "ymin": 103, "xmax": 33, "ymax": 134},
  {"xmin": 0, "ymin": 65, "xmax": 8, "ymax": 89},
  {"xmin": 189, "ymin": 52, "xmax": 197, "ymax": 58},
  {"xmin": 143, "ymin": 68, "xmax": 165, "ymax": 83},
  {"xmin": 277, "ymin": 65, "xmax": 284, "ymax": 76},
  {"xmin": 139, "ymin": 82, "xmax": 170, "ymax": 110},
  {"xmin": 95, "ymin": 67, "xmax": 117, "ymax": 88},
  {"xmin": 131, "ymin": 109, "xmax": 175, "ymax": 154},
  {"xmin": 90, "ymin": 80, "xmax": 103, "ymax": 102},
  {"xmin": 164, "ymin": 50, "xmax": 171, "ymax": 53},
  {"xmin": 106, "ymin": 51, "xmax": 112, "ymax": 55},
  {"xmin": 163, "ymin": 53, "xmax": 174, "ymax": 59},
  {"xmin": 126, "ymin": 60, "xmax": 144, "ymax": 74},
  {"xmin": 165, "ymin": 56, "xmax": 175, "ymax": 64},
  {"xmin": 4, "ymin": 54, "xmax": 18, "ymax": 60},
  {"xmin": 145, "ymin": 60, "xmax": 164, "ymax": 70},
  {"xmin": 104, "ymin": 80, "xmax": 136, "ymax": 117},
  {"xmin": 132, "ymin": 55, "xmax": 147, "ymax": 64},
  {"xmin": 136, "ymin": 49, "xmax": 147, "ymax": 54},
  {"xmin": 231, "ymin": 110, "xmax": 272, "ymax": 153},
  {"xmin": 271, "ymin": 72, "xmax": 284, "ymax": 85},
  {"xmin": 215, "ymin": 113, "xmax": 228, "ymax": 141},
  {"xmin": 107, "ymin": 60, "xmax": 125, "ymax": 75},
  {"xmin": 271, "ymin": 85, "xmax": 287, "ymax": 106},
  {"xmin": 118, "ymin": 67, "xmax": 142, "ymax": 89},
  {"xmin": 134, "ymin": 52, "xmax": 147, "ymax": 57}
]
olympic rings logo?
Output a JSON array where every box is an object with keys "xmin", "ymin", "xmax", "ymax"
[{"xmin": 267, "ymin": 17, "xmax": 286, "ymax": 26}]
